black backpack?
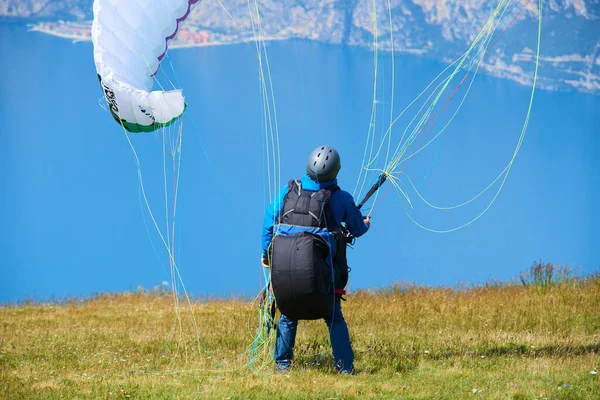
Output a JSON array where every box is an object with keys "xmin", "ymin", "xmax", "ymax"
[{"xmin": 270, "ymin": 180, "xmax": 345, "ymax": 320}]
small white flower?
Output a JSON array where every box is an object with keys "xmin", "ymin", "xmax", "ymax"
[
  {"xmin": 424, "ymin": 350, "xmax": 430, "ymax": 354},
  {"xmin": 472, "ymin": 388, "xmax": 478, "ymax": 394},
  {"xmin": 591, "ymin": 370, "xmax": 597, "ymax": 375},
  {"xmin": 480, "ymin": 355, "xmax": 485, "ymax": 359}
]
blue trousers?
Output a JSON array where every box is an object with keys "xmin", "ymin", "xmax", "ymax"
[{"xmin": 274, "ymin": 296, "xmax": 354, "ymax": 372}]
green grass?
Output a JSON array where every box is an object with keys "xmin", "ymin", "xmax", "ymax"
[{"xmin": 1, "ymin": 271, "xmax": 599, "ymax": 399}]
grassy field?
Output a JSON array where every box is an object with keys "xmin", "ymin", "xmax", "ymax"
[{"xmin": 1, "ymin": 269, "xmax": 599, "ymax": 399}]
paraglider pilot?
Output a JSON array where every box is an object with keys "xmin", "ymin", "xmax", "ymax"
[{"xmin": 261, "ymin": 145, "xmax": 371, "ymax": 374}]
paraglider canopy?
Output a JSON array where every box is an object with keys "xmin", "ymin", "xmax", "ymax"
[{"xmin": 92, "ymin": 0, "xmax": 199, "ymax": 132}]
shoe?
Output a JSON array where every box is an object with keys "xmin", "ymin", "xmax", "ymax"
[
  {"xmin": 275, "ymin": 363, "xmax": 290, "ymax": 374},
  {"xmin": 336, "ymin": 361, "xmax": 355, "ymax": 375}
]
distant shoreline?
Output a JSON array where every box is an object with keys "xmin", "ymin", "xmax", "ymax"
[
  {"xmin": 22, "ymin": 20, "xmax": 600, "ymax": 95},
  {"xmin": 28, "ymin": 21, "xmax": 289, "ymax": 49}
]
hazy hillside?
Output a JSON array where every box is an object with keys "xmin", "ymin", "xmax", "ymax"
[
  {"xmin": 0, "ymin": 0, "xmax": 90, "ymax": 20},
  {"xmin": 2, "ymin": 0, "xmax": 599, "ymax": 93}
]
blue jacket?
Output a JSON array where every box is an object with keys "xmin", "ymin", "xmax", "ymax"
[{"xmin": 262, "ymin": 174, "xmax": 369, "ymax": 259}]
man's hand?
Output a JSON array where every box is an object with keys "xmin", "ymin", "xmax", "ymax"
[
  {"xmin": 261, "ymin": 257, "xmax": 270, "ymax": 268},
  {"xmin": 364, "ymin": 216, "xmax": 371, "ymax": 228}
]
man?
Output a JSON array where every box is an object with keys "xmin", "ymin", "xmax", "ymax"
[{"xmin": 261, "ymin": 145, "xmax": 371, "ymax": 374}]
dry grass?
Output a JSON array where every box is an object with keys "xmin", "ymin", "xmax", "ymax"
[{"xmin": 1, "ymin": 273, "xmax": 599, "ymax": 399}]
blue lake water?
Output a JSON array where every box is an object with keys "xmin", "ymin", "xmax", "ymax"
[{"xmin": 1, "ymin": 23, "xmax": 598, "ymax": 303}]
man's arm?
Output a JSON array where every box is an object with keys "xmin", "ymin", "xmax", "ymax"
[
  {"xmin": 339, "ymin": 191, "xmax": 370, "ymax": 237},
  {"xmin": 261, "ymin": 185, "xmax": 289, "ymax": 260}
]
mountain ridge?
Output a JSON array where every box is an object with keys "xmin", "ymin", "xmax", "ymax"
[{"xmin": 2, "ymin": 0, "xmax": 599, "ymax": 94}]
